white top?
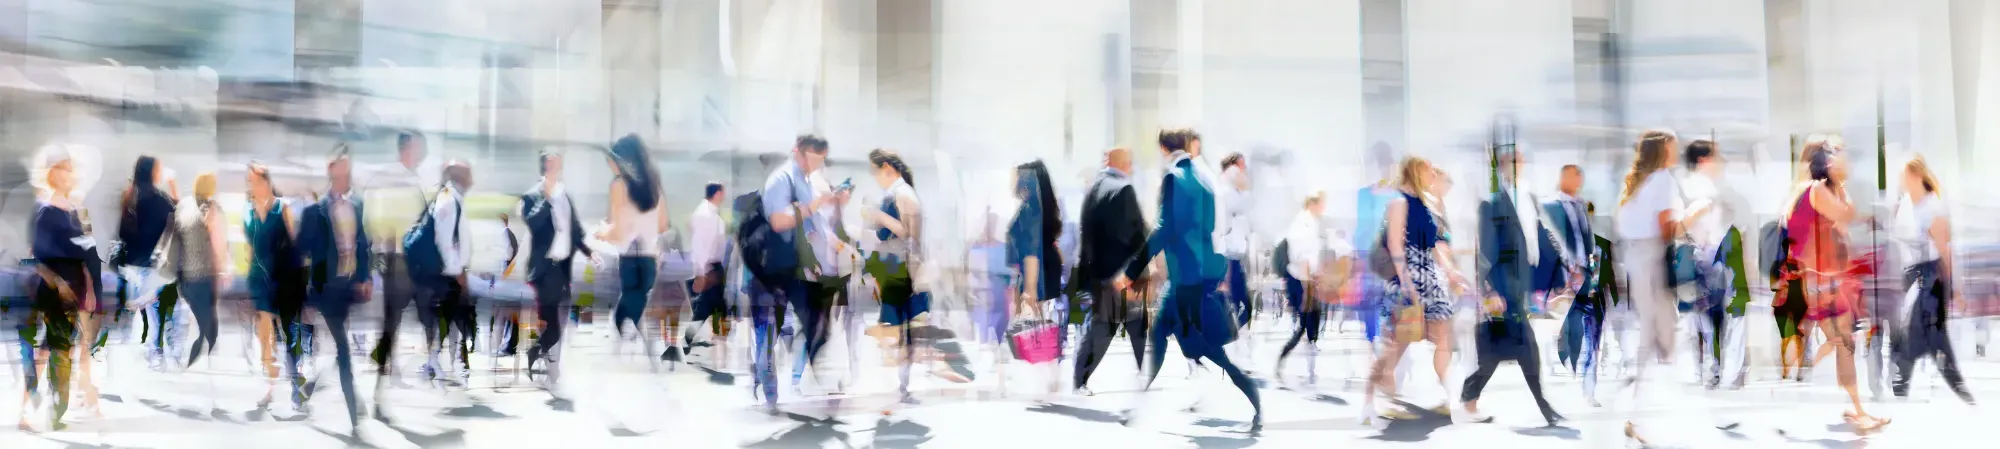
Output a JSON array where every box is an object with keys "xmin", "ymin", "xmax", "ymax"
[
  {"xmin": 544, "ymin": 182, "xmax": 575, "ymax": 261},
  {"xmin": 609, "ymin": 182, "xmax": 666, "ymax": 256},
  {"xmin": 689, "ymin": 200, "xmax": 726, "ymax": 268},
  {"xmin": 807, "ymin": 172, "xmax": 843, "ymax": 276},
  {"xmin": 1218, "ymin": 165, "xmax": 1252, "ymax": 259},
  {"xmin": 1682, "ymin": 172, "xmax": 1728, "ymax": 248},
  {"xmin": 432, "ymin": 184, "xmax": 472, "ymax": 275},
  {"xmin": 1504, "ymin": 181, "xmax": 1539, "ymax": 263},
  {"xmin": 1615, "ymin": 170, "xmax": 1685, "ymax": 241},
  {"xmin": 1899, "ymin": 193, "xmax": 1947, "ymax": 263},
  {"xmin": 1285, "ymin": 210, "xmax": 1324, "ymax": 281}
]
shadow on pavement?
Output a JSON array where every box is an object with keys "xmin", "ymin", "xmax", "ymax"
[
  {"xmin": 1025, "ymin": 403, "xmax": 1123, "ymax": 424},
  {"xmin": 869, "ymin": 418, "xmax": 933, "ymax": 449},
  {"xmin": 745, "ymin": 412, "xmax": 851, "ymax": 448}
]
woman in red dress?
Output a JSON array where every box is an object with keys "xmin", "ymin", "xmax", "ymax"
[{"xmin": 1787, "ymin": 135, "xmax": 1884, "ymax": 431}]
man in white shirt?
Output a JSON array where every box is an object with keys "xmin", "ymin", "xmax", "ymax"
[
  {"xmin": 513, "ymin": 152, "xmax": 594, "ymax": 379},
  {"xmin": 1681, "ymin": 141, "xmax": 1747, "ymax": 391},
  {"xmin": 1276, "ymin": 192, "xmax": 1329, "ymax": 382},
  {"xmin": 366, "ymin": 132, "xmax": 439, "ymax": 398},
  {"xmin": 683, "ymin": 182, "xmax": 730, "ymax": 353},
  {"xmin": 428, "ymin": 161, "xmax": 477, "ymax": 383}
]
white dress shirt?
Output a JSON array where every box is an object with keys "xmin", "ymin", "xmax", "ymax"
[
  {"xmin": 1219, "ymin": 166, "xmax": 1252, "ymax": 259},
  {"xmin": 1504, "ymin": 178, "xmax": 1540, "ymax": 263},
  {"xmin": 545, "ymin": 183, "xmax": 574, "ymax": 261},
  {"xmin": 432, "ymin": 184, "xmax": 472, "ymax": 276},
  {"xmin": 807, "ymin": 172, "xmax": 843, "ymax": 276},
  {"xmin": 690, "ymin": 200, "xmax": 726, "ymax": 267},
  {"xmin": 1683, "ymin": 172, "xmax": 1728, "ymax": 248},
  {"xmin": 1285, "ymin": 210, "xmax": 1324, "ymax": 281}
]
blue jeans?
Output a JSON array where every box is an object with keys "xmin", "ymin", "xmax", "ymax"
[
  {"xmin": 749, "ymin": 277, "xmax": 804, "ymax": 406},
  {"xmin": 615, "ymin": 257, "xmax": 658, "ymax": 335},
  {"xmin": 1226, "ymin": 259, "xmax": 1250, "ymax": 326}
]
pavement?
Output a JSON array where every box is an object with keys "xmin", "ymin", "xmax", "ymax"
[{"xmin": 4, "ymin": 307, "xmax": 2000, "ymax": 448}]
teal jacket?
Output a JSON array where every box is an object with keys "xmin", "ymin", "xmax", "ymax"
[{"xmin": 1130, "ymin": 154, "xmax": 1225, "ymax": 287}]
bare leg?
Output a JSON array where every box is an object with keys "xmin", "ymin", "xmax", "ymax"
[
  {"xmin": 255, "ymin": 311, "xmax": 281, "ymax": 406},
  {"xmin": 73, "ymin": 313, "xmax": 102, "ymax": 417}
]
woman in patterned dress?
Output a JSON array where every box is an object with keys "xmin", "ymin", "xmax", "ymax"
[{"xmin": 1361, "ymin": 156, "xmax": 1466, "ymax": 424}]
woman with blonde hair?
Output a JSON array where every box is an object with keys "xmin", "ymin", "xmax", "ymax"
[
  {"xmin": 20, "ymin": 144, "xmax": 104, "ymax": 431},
  {"xmin": 1889, "ymin": 155, "xmax": 1973, "ymax": 403},
  {"xmin": 1612, "ymin": 129, "xmax": 1689, "ymax": 444},
  {"xmin": 134, "ymin": 173, "xmax": 230, "ymax": 370},
  {"xmin": 1361, "ymin": 155, "xmax": 1464, "ymax": 425}
]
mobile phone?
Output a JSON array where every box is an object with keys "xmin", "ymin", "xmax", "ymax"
[{"xmin": 837, "ymin": 178, "xmax": 855, "ymax": 193}]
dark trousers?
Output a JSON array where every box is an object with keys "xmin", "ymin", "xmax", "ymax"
[
  {"xmin": 1279, "ymin": 276, "xmax": 1322, "ymax": 360},
  {"xmin": 1225, "ymin": 259, "xmax": 1251, "ymax": 325},
  {"xmin": 182, "ymin": 279, "xmax": 219, "ymax": 366},
  {"xmin": 615, "ymin": 257, "xmax": 658, "ymax": 335},
  {"xmin": 791, "ymin": 276, "xmax": 840, "ymax": 380},
  {"xmin": 372, "ymin": 259, "xmax": 438, "ymax": 375},
  {"xmin": 1460, "ymin": 323, "xmax": 1559, "ymax": 421},
  {"xmin": 1143, "ymin": 282, "xmax": 1261, "ymax": 419},
  {"xmin": 310, "ymin": 281, "xmax": 360, "ymax": 425},
  {"xmin": 427, "ymin": 276, "xmax": 475, "ymax": 371},
  {"xmin": 529, "ymin": 265, "xmax": 573, "ymax": 364},
  {"xmin": 1891, "ymin": 262, "xmax": 1974, "ymax": 401},
  {"xmin": 1074, "ymin": 281, "xmax": 1147, "ymax": 389}
]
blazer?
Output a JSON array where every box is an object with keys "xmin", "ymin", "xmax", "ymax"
[
  {"xmin": 1478, "ymin": 190, "xmax": 1564, "ymax": 319},
  {"xmin": 297, "ymin": 194, "xmax": 373, "ymax": 301},
  {"xmin": 1079, "ymin": 169, "xmax": 1149, "ymax": 284},
  {"xmin": 520, "ymin": 188, "xmax": 593, "ymax": 283},
  {"xmin": 1131, "ymin": 155, "xmax": 1224, "ymax": 287},
  {"xmin": 1541, "ymin": 197, "xmax": 1594, "ymax": 263}
]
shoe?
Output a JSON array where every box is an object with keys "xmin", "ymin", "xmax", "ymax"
[
  {"xmin": 1544, "ymin": 412, "xmax": 1566, "ymax": 427},
  {"xmin": 1074, "ymin": 386, "xmax": 1095, "ymax": 397},
  {"xmin": 661, "ymin": 348, "xmax": 681, "ymax": 362}
]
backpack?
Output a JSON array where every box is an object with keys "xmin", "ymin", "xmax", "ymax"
[
  {"xmin": 1271, "ymin": 239, "xmax": 1291, "ymax": 279},
  {"xmin": 400, "ymin": 186, "xmax": 459, "ymax": 278},
  {"xmin": 1758, "ymin": 220, "xmax": 1788, "ymax": 284},
  {"xmin": 734, "ymin": 190, "xmax": 798, "ymax": 286}
]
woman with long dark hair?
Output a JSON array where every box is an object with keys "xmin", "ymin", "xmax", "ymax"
[
  {"xmin": 116, "ymin": 156, "xmax": 179, "ymax": 368},
  {"xmin": 597, "ymin": 134, "xmax": 670, "ymax": 355},
  {"xmin": 245, "ymin": 162, "xmax": 304, "ymax": 410},
  {"xmin": 1002, "ymin": 160, "xmax": 1063, "ymax": 399},
  {"xmin": 21, "ymin": 144, "xmax": 103, "ymax": 431},
  {"xmin": 1785, "ymin": 136, "xmax": 1883, "ymax": 430}
]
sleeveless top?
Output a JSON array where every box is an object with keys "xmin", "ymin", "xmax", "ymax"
[
  {"xmin": 873, "ymin": 179, "xmax": 920, "ymax": 257},
  {"xmin": 245, "ymin": 199, "xmax": 296, "ymax": 291},
  {"xmin": 1786, "ymin": 188, "xmax": 1844, "ymax": 273},
  {"xmin": 163, "ymin": 199, "xmax": 219, "ymax": 281},
  {"xmin": 611, "ymin": 179, "xmax": 665, "ymax": 257}
]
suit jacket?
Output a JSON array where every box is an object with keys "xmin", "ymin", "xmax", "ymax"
[
  {"xmin": 297, "ymin": 194, "xmax": 372, "ymax": 302},
  {"xmin": 1477, "ymin": 190, "xmax": 1562, "ymax": 359},
  {"xmin": 1131, "ymin": 156, "xmax": 1224, "ymax": 287},
  {"xmin": 1541, "ymin": 197, "xmax": 1594, "ymax": 263},
  {"xmin": 519, "ymin": 188, "xmax": 593, "ymax": 284},
  {"xmin": 1079, "ymin": 169, "xmax": 1149, "ymax": 285}
]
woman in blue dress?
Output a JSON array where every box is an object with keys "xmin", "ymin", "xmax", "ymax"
[{"xmin": 244, "ymin": 163, "xmax": 303, "ymax": 410}]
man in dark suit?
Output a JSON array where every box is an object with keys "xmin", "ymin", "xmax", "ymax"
[
  {"xmin": 1461, "ymin": 144, "xmax": 1565, "ymax": 427},
  {"xmin": 296, "ymin": 148, "xmax": 372, "ymax": 432},
  {"xmin": 1072, "ymin": 147, "xmax": 1151, "ymax": 394},
  {"xmin": 1547, "ymin": 166, "xmax": 1611, "ymax": 405},
  {"xmin": 517, "ymin": 151, "xmax": 593, "ymax": 381}
]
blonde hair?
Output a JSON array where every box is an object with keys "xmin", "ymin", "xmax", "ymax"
[
  {"xmin": 1392, "ymin": 156, "xmax": 1442, "ymax": 214},
  {"xmin": 1619, "ymin": 130, "xmax": 1676, "ymax": 206},
  {"xmin": 193, "ymin": 172, "xmax": 218, "ymax": 205},
  {"xmin": 1904, "ymin": 155, "xmax": 1942, "ymax": 200},
  {"xmin": 1302, "ymin": 190, "xmax": 1326, "ymax": 208}
]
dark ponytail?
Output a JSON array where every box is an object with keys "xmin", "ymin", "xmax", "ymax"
[{"xmin": 868, "ymin": 148, "xmax": 914, "ymax": 186}]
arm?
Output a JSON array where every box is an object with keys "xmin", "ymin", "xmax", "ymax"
[
  {"xmin": 1931, "ymin": 214, "xmax": 1954, "ymax": 281},
  {"xmin": 597, "ymin": 182, "xmax": 630, "ymax": 243},
  {"xmin": 297, "ymin": 205, "xmax": 326, "ymax": 290},
  {"xmin": 206, "ymin": 208, "xmax": 231, "ymax": 281},
  {"xmin": 1385, "ymin": 197, "xmax": 1412, "ymax": 289},
  {"xmin": 1126, "ymin": 177, "xmax": 1172, "ymax": 281},
  {"xmin": 1810, "ymin": 183, "xmax": 1857, "ymax": 224},
  {"xmin": 1477, "ymin": 200, "xmax": 1506, "ymax": 298},
  {"xmin": 283, "ymin": 199, "xmax": 303, "ymax": 241},
  {"xmin": 434, "ymin": 195, "xmax": 464, "ymax": 275},
  {"xmin": 875, "ymin": 195, "xmax": 917, "ymax": 238}
]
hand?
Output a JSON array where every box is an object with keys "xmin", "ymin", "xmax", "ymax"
[
  {"xmin": 1484, "ymin": 295, "xmax": 1507, "ymax": 315},
  {"xmin": 1400, "ymin": 282, "xmax": 1418, "ymax": 302},
  {"xmin": 1111, "ymin": 275, "xmax": 1131, "ymax": 293},
  {"xmin": 357, "ymin": 282, "xmax": 374, "ymax": 304}
]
